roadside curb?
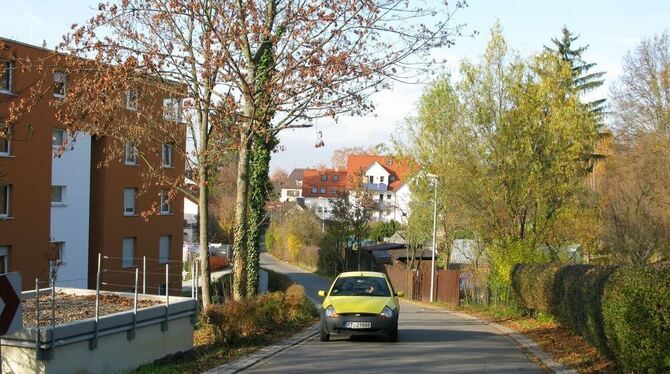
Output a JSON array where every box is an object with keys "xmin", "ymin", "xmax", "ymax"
[
  {"xmin": 405, "ymin": 300, "xmax": 576, "ymax": 374},
  {"xmin": 202, "ymin": 323, "xmax": 319, "ymax": 374},
  {"xmin": 449, "ymin": 311, "xmax": 577, "ymax": 374}
]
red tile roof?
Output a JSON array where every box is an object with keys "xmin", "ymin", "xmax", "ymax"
[
  {"xmin": 302, "ymin": 168, "xmax": 348, "ymax": 197},
  {"xmin": 346, "ymin": 155, "xmax": 415, "ymax": 190}
]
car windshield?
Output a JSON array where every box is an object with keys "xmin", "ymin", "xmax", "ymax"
[{"xmin": 329, "ymin": 276, "xmax": 391, "ymax": 297}]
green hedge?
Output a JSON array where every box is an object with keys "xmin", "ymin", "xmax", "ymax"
[
  {"xmin": 602, "ymin": 265, "xmax": 670, "ymax": 373},
  {"xmin": 512, "ymin": 263, "xmax": 670, "ymax": 373}
]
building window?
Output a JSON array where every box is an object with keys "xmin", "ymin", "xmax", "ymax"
[
  {"xmin": 321, "ymin": 175, "xmax": 328, "ymax": 181},
  {"xmin": 52, "ymin": 129, "xmax": 66, "ymax": 147},
  {"xmin": 0, "ymin": 61, "xmax": 12, "ymax": 94},
  {"xmin": 53, "ymin": 71, "xmax": 67, "ymax": 97},
  {"xmin": 0, "ymin": 125, "xmax": 10, "ymax": 156},
  {"xmin": 379, "ymin": 194, "xmax": 384, "ymax": 201},
  {"xmin": 0, "ymin": 184, "xmax": 11, "ymax": 217},
  {"xmin": 124, "ymin": 188, "xmax": 137, "ymax": 215},
  {"xmin": 126, "ymin": 88, "xmax": 139, "ymax": 110},
  {"xmin": 331, "ymin": 188, "xmax": 338, "ymax": 194},
  {"xmin": 122, "ymin": 238, "xmax": 135, "ymax": 268},
  {"xmin": 159, "ymin": 235, "xmax": 170, "ymax": 264},
  {"xmin": 387, "ymin": 193, "xmax": 392, "ymax": 200},
  {"xmin": 51, "ymin": 186, "xmax": 66, "ymax": 205},
  {"xmin": 386, "ymin": 159, "xmax": 393, "ymax": 166},
  {"xmin": 0, "ymin": 246, "xmax": 8, "ymax": 274},
  {"xmin": 368, "ymin": 176, "xmax": 374, "ymax": 184},
  {"xmin": 125, "ymin": 141, "xmax": 137, "ymax": 165},
  {"xmin": 380, "ymin": 176, "xmax": 385, "ymax": 183},
  {"xmin": 162, "ymin": 143, "xmax": 173, "ymax": 167},
  {"xmin": 319, "ymin": 187, "xmax": 326, "ymax": 194},
  {"xmin": 332, "ymin": 175, "xmax": 339, "ymax": 182},
  {"xmin": 311, "ymin": 187, "xmax": 317, "ymax": 194},
  {"xmin": 160, "ymin": 189, "xmax": 171, "ymax": 215},
  {"xmin": 163, "ymin": 98, "xmax": 183, "ymax": 123},
  {"xmin": 158, "ymin": 283, "xmax": 167, "ymax": 296},
  {"xmin": 389, "ymin": 175, "xmax": 396, "ymax": 182}
]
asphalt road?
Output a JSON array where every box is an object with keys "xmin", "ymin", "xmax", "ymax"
[{"xmin": 254, "ymin": 253, "xmax": 544, "ymax": 374}]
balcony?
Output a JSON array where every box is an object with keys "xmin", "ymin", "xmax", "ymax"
[{"xmin": 365, "ymin": 183, "xmax": 388, "ymax": 191}]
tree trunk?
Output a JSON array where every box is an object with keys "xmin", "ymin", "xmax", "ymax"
[
  {"xmin": 198, "ymin": 168, "xmax": 211, "ymax": 308},
  {"xmin": 232, "ymin": 130, "xmax": 251, "ymax": 300},
  {"xmin": 197, "ymin": 110, "xmax": 212, "ymax": 309}
]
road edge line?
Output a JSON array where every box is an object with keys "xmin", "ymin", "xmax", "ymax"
[{"xmin": 202, "ymin": 323, "xmax": 320, "ymax": 374}]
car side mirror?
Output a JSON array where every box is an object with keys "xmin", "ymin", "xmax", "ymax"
[
  {"xmin": 395, "ymin": 291, "xmax": 405, "ymax": 298},
  {"xmin": 318, "ymin": 290, "xmax": 326, "ymax": 297}
]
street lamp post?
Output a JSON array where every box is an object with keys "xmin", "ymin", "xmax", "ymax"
[{"xmin": 427, "ymin": 173, "xmax": 438, "ymax": 303}]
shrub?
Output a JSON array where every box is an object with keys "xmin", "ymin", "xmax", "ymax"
[
  {"xmin": 511, "ymin": 264, "xmax": 557, "ymax": 314},
  {"xmin": 550, "ymin": 265, "xmax": 615, "ymax": 355},
  {"xmin": 205, "ymin": 285, "xmax": 318, "ymax": 346},
  {"xmin": 602, "ymin": 265, "xmax": 670, "ymax": 373},
  {"xmin": 512, "ymin": 263, "xmax": 670, "ymax": 373},
  {"xmin": 209, "ymin": 256, "xmax": 229, "ymax": 272}
]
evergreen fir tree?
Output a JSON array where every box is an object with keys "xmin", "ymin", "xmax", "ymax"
[{"xmin": 546, "ymin": 27, "xmax": 607, "ymax": 125}]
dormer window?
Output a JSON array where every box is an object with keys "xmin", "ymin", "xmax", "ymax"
[
  {"xmin": 53, "ymin": 71, "xmax": 67, "ymax": 98},
  {"xmin": 389, "ymin": 175, "xmax": 396, "ymax": 182},
  {"xmin": 0, "ymin": 61, "xmax": 12, "ymax": 94}
]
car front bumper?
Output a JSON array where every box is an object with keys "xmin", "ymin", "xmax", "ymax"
[{"xmin": 321, "ymin": 312, "xmax": 398, "ymax": 336}]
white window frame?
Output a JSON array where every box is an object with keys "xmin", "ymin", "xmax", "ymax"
[
  {"xmin": 122, "ymin": 238, "xmax": 135, "ymax": 268},
  {"xmin": 51, "ymin": 185, "xmax": 66, "ymax": 205},
  {"xmin": 0, "ymin": 184, "xmax": 11, "ymax": 218},
  {"xmin": 160, "ymin": 189, "xmax": 171, "ymax": 215},
  {"xmin": 125, "ymin": 141, "xmax": 138, "ymax": 165},
  {"xmin": 0, "ymin": 125, "xmax": 10, "ymax": 156},
  {"xmin": 123, "ymin": 188, "xmax": 137, "ymax": 216},
  {"xmin": 162, "ymin": 143, "xmax": 173, "ymax": 167},
  {"xmin": 52, "ymin": 129, "xmax": 66, "ymax": 147},
  {"xmin": 163, "ymin": 98, "xmax": 184, "ymax": 123},
  {"xmin": 126, "ymin": 88, "xmax": 139, "ymax": 111},
  {"xmin": 0, "ymin": 61, "xmax": 12, "ymax": 94},
  {"xmin": 159, "ymin": 235, "xmax": 170, "ymax": 264},
  {"xmin": 0, "ymin": 246, "xmax": 8, "ymax": 274},
  {"xmin": 53, "ymin": 71, "xmax": 67, "ymax": 98}
]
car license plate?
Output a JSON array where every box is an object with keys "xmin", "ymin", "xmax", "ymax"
[{"xmin": 345, "ymin": 321, "xmax": 371, "ymax": 329}]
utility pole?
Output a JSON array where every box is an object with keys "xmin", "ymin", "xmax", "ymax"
[{"xmin": 427, "ymin": 173, "xmax": 438, "ymax": 303}]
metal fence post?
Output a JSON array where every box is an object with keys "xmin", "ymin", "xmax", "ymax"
[
  {"xmin": 50, "ymin": 273, "xmax": 55, "ymax": 359},
  {"xmin": 162, "ymin": 263, "xmax": 169, "ymax": 331},
  {"xmin": 128, "ymin": 268, "xmax": 138, "ymax": 340},
  {"xmin": 35, "ymin": 278, "xmax": 40, "ymax": 360},
  {"xmin": 143, "ymin": 256, "xmax": 147, "ymax": 294},
  {"xmin": 90, "ymin": 259, "xmax": 100, "ymax": 350}
]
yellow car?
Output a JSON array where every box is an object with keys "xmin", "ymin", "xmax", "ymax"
[{"xmin": 317, "ymin": 271, "xmax": 404, "ymax": 342}]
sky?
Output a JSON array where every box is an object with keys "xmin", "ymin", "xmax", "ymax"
[{"xmin": 2, "ymin": 0, "xmax": 668, "ymax": 172}]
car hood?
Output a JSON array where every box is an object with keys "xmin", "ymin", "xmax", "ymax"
[{"xmin": 325, "ymin": 296, "xmax": 395, "ymax": 314}]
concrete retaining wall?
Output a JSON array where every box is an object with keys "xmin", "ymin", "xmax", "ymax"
[{"xmin": 1, "ymin": 288, "xmax": 197, "ymax": 373}]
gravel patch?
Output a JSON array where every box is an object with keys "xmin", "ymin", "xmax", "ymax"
[{"xmin": 21, "ymin": 291, "xmax": 162, "ymax": 327}]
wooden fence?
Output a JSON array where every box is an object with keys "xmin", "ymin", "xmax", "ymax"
[{"xmin": 383, "ymin": 261, "xmax": 460, "ymax": 305}]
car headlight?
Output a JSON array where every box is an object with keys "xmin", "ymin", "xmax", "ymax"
[
  {"xmin": 325, "ymin": 305, "xmax": 339, "ymax": 318},
  {"xmin": 379, "ymin": 306, "xmax": 393, "ymax": 319}
]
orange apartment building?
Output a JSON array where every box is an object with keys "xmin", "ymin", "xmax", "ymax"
[{"xmin": 0, "ymin": 38, "xmax": 184, "ymax": 295}]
